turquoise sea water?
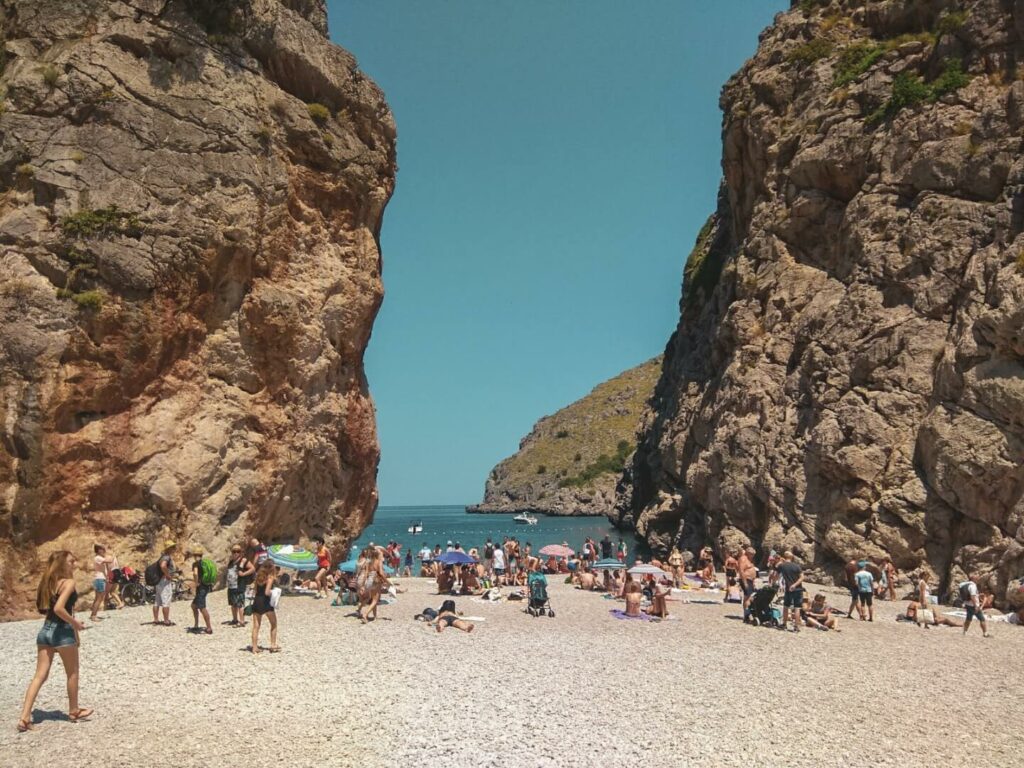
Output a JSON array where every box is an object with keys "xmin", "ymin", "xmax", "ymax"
[{"xmin": 350, "ymin": 505, "xmax": 631, "ymax": 558}]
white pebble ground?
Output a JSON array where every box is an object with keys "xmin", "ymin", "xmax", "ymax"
[{"xmin": 0, "ymin": 578, "xmax": 1020, "ymax": 768}]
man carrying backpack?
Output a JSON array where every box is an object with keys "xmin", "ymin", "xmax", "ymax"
[
  {"xmin": 225, "ymin": 544, "xmax": 254, "ymax": 627},
  {"xmin": 483, "ymin": 539, "xmax": 495, "ymax": 578},
  {"xmin": 149, "ymin": 540, "xmax": 177, "ymax": 626},
  {"xmin": 189, "ymin": 549, "xmax": 216, "ymax": 635},
  {"xmin": 959, "ymin": 573, "xmax": 992, "ymax": 638}
]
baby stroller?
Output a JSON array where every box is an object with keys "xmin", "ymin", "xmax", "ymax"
[
  {"xmin": 745, "ymin": 585, "xmax": 780, "ymax": 627},
  {"xmin": 526, "ymin": 572, "xmax": 554, "ymax": 618}
]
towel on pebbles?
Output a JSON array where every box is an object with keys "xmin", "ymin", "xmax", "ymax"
[{"xmin": 610, "ymin": 609, "xmax": 653, "ymax": 621}]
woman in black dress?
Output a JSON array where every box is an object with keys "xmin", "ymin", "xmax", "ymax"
[{"xmin": 250, "ymin": 561, "xmax": 280, "ymax": 654}]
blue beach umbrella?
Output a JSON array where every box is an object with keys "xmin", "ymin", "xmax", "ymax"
[
  {"xmin": 591, "ymin": 559, "xmax": 624, "ymax": 570},
  {"xmin": 437, "ymin": 551, "xmax": 476, "ymax": 566},
  {"xmin": 268, "ymin": 544, "xmax": 319, "ymax": 571}
]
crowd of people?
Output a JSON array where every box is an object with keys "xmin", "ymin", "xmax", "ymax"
[{"xmin": 16, "ymin": 531, "xmax": 1022, "ymax": 732}]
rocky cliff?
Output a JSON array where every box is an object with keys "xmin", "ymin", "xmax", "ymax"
[
  {"xmin": 615, "ymin": 0, "xmax": 1024, "ymax": 604},
  {"xmin": 470, "ymin": 358, "xmax": 660, "ymax": 517},
  {"xmin": 0, "ymin": 0, "xmax": 395, "ymax": 615}
]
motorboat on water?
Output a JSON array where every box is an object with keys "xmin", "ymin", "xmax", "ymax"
[
  {"xmin": 408, "ymin": 521, "xmax": 423, "ymax": 534},
  {"xmin": 513, "ymin": 512, "xmax": 538, "ymax": 525}
]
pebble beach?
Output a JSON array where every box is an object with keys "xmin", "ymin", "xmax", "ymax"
[{"xmin": 0, "ymin": 577, "xmax": 1020, "ymax": 768}]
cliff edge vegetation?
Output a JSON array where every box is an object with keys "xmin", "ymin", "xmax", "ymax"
[{"xmin": 470, "ymin": 358, "xmax": 661, "ymax": 517}]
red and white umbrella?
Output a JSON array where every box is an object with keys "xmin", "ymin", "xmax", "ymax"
[{"xmin": 539, "ymin": 544, "xmax": 574, "ymax": 558}]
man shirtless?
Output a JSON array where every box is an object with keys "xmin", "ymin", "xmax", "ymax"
[{"xmin": 738, "ymin": 547, "xmax": 758, "ymax": 615}]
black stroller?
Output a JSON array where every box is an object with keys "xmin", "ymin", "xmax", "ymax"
[
  {"xmin": 526, "ymin": 572, "xmax": 554, "ymax": 617},
  {"xmin": 745, "ymin": 585, "xmax": 780, "ymax": 627}
]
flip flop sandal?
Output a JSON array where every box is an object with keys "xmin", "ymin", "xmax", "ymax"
[
  {"xmin": 69, "ymin": 708, "xmax": 94, "ymax": 722},
  {"xmin": 269, "ymin": 646, "xmax": 282, "ymax": 653},
  {"xmin": 203, "ymin": 629, "xmax": 213, "ymax": 635},
  {"xmin": 16, "ymin": 718, "xmax": 34, "ymax": 732}
]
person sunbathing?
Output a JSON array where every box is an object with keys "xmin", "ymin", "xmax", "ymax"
[
  {"xmin": 460, "ymin": 567, "xmax": 481, "ymax": 595},
  {"xmin": 578, "ymin": 571, "xmax": 597, "ymax": 591},
  {"xmin": 905, "ymin": 601, "xmax": 962, "ymax": 627},
  {"xmin": 802, "ymin": 594, "xmax": 839, "ymax": 631},
  {"xmin": 436, "ymin": 567, "xmax": 454, "ymax": 594},
  {"xmin": 435, "ymin": 599, "xmax": 474, "ymax": 634}
]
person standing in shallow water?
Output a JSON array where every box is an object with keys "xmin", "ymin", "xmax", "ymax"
[{"xmin": 18, "ymin": 551, "xmax": 93, "ymax": 732}]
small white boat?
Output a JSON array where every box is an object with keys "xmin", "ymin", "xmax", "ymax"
[
  {"xmin": 513, "ymin": 513, "xmax": 538, "ymax": 525},
  {"xmin": 408, "ymin": 521, "xmax": 423, "ymax": 534}
]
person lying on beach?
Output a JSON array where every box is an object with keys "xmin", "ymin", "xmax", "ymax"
[
  {"xmin": 435, "ymin": 599, "xmax": 474, "ymax": 634},
  {"xmin": 802, "ymin": 594, "xmax": 839, "ymax": 631},
  {"xmin": 905, "ymin": 601, "xmax": 962, "ymax": 627}
]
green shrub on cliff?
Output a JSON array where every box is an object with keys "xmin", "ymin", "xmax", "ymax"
[
  {"xmin": 559, "ymin": 440, "xmax": 632, "ymax": 489},
  {"xmin": 936, "ymin": 10, "xmax": 968, "ymax": 36},
  {"xmin": 833, "ymin": 42, "xmax": 884, "ymax": 86},
  {"xmin": 868, "ymin": 59, "xmax": 970, "ymax": 125},
  {"xmin": 307, "ymin": 102, "xmax": 331, "ymax": 125},
  {"xmin": 787, "ymin": 38, "xmax": 833, "ymax": 67},
  {"xmin": 683, "ymin": 216, "xmax": 724, "ymax": 305},
  {"xmin": 62, "ymin": 206, "xmax": 142, "ymax": 239},
  {"xmin": 56, "ymin": 288, "xmax": 104, "ymax": 310}
]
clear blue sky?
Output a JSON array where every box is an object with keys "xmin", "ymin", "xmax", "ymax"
[{"xmin": 328, "ymin": 1, "xmax": 783, "ymax": 507}]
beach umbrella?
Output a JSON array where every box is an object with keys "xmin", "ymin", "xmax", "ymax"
[
  {"xmin": 628, "ymin": 564, "xmax": 670, "ymax": 578},
  {"xmin": 268, "ymin": 544, "xmax": 318, "ymax": 571},
  {"xmin": 591, "ymin": 558, "xmax": 624, "ymax": 570},
  {"xmin": 539, "ymin": 544, "xmax": 574, "ymax": 558},
  {"xmin": 437, "ymin": 551, "xmax": 476, "ymax": 565}
]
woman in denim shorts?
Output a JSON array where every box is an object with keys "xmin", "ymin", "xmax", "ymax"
[{"xmin": 17, "ymin": 550, "xmax": 93, "ymax": 732}]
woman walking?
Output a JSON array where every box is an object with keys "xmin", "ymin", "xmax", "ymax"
[
  {"xmin": 250, "ymin": 561, "xmax": 280, "ymax": 654},
  {"xmin": 356, "ymin": 547, "xmax": 389, "ymax": 624},
  {"xmin": 17, "ymin": 551, "xmax": 92, "ymax": 732},
  {"xmin": 313, "ymin": 537, "xmax": 331, "ymax": 599}
]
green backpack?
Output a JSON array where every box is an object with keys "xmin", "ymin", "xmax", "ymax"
[{"xmin": 199, "ymin": 558, "xmax": 218, "ymax": 586}]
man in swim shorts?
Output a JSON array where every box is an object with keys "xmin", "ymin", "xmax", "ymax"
[{"xmin": 959, "ymin": 574, "xmax": 992, "ymax": 638}]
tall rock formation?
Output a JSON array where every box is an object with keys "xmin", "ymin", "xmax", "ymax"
[
  {"xmin": 0, "ymin": 0, "xmax": 395, "ymax": 615},
  {"xmin": 615, "ymin": 0, "xmax": 1024, "ymax": 604},
  {"xmin": 470, "ymin": 358, "xmax": 660, "ymax": 517}
]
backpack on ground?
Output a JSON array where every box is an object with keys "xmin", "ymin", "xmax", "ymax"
[
  {"xmin": 144, "ymin": 560, "xmax": 162, "ymax": 587},
  {"xmin": 199, "ymin": 558, "xmax": 218, "ymax": 586},
  {"xmin": 958, "ymin": 581, "xmax": 973, "ymax": 603}
]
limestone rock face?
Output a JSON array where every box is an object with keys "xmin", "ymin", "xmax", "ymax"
[
  {"xmin": 0, "ymin": 0, "xmax": 395, "ymax": 615},
  {"xmin": 470, "ymin": 359, "xmax": 660, "ymax": 517},
  {"xmin": 614, "ymin": 0, "xmax": 1024, "ymax": 606}
]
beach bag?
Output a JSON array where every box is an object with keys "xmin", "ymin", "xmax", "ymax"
[
  {"xmin": 199, "ymin": 558, "xmax": 218, "ymax": 586},
  {"xmin": 416, "ymin": 607, "xmax": 438, "ymax": 621},
  {"xmin": 144, "ymin": 560, "xmax": 162, "ymax": 587},
  {"xmin": 269, "ymin": 586, "xmax": 282, "ymax": 609},
  {"xmin": 917, "ymin": 609, "xmax": 935, "ymax": 625}
]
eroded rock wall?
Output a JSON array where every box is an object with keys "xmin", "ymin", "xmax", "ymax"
[
  {"xmin": 615, "ymin": 0, "xmax": 1024, "ymax": 605},
  {"xmin": 0, "ymin": 0, "xmax": 395, "ymax": 615}
]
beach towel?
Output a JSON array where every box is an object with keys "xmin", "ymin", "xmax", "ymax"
[
  {"xmin": 944, "ymin": 610, "xmax": 1010, "ymax": 622},
  {"xmin": 609, "ymin": 609, "xmax": 653, "ymax": 621}
]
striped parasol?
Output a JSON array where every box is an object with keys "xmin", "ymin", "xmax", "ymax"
[
  {"xmin": 627, "ymin": 564, "xmax": 670, "ymax": 578},
  {"xmin": 591, "ymin": 558, "xmax": 625, "ymax": 571},
  {"xmin": 539, "ymin": 544, "xmax": 574, "ymax": 558},
  {"xmin": 268, "ymin": 544, "xmax": 319, "ymax": 571}
]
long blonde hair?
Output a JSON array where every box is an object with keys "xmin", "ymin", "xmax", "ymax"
[
  {"xmin": 36, "ymin": 550, "xmax": 74, "ymax": 613},
  {"xmin": 254, "ymin": 560, "xmax": 276, "ymax": 586}
]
